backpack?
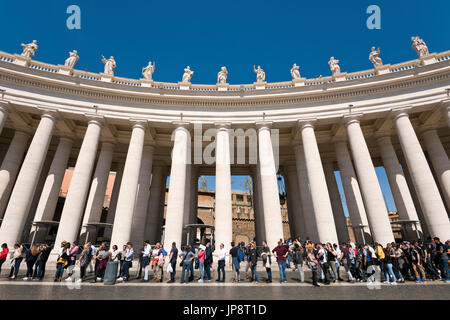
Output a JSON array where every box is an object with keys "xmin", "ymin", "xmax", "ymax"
[{"xmin": 237, "ymin": 247, "xmax": 245, "ymax": 262}]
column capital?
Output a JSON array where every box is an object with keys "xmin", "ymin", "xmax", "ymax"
[
  {"xmin": 129, "ymin": 119, "xmax": 148, "ymax": 130},
  {"xmin": 100, "ymin": 140, "xmax": 116, "ymax": 150},
  {"xmin": 84, "ymin": 114, "xmax": 105, "ymax": 127},
  {"xmin": 57, "ymin": 134, "xmax": 75, "ymax": 143},
  {"xmin": 297, "ymin": 118, "xmax": 317, "ymax": 130},
  {"xmin": 342, "ymin": 113, "xmax": 363, "ymax": 127},
  {"xmin": 171, "ymin": 121, "xmax": 191, "ymax": 129},
  {"xmin": 331, "ymin": 134, "xmax": 348, "ymax": 143},
  {"xmin": 214, "ymin": 122, "xmax": 232, "ymax": 130},
  {"xmin": 390, "ymin": 107, "xmax": 412, "ymax": 121},
  {"xmin": 441, "ymin": 98, "xmax": 450, "ymax": 109},
  {"xmin": 419, "ymin": 126, "xmax": 439, "ymax": 138},
  {"xmin": 0, "ymin": 100, "xmax": 11, "ymax": 114},
  {"xmin": 38, "ymin": 108, "xmax": 60, "ymax": 121},
  {"xmin": 255, "ymin": 121, "xmax": 273, "ymax": 130},
  {"xmin": 143, "ymin": 144, "xmax": 155, "ymax": 153}
]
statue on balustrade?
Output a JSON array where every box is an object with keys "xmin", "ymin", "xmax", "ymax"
[
  {"xmin": 369, "ymin": 47, "xmax": 383, "ymax": 67},
  {"xmin": 217, "ymin": 66, "xmax": 228, "ymax": 84},
  {"xmin": 142, "ymin": 61, "xmax": 156, "ymax": 80},
  {"xmin": 411, "ymin": 36, "xmax": 429, "ymax": 58},
  {"xmin": 328, "ymin": 56, "xmax": 341, "ymax": 75},
  {"xmin": 64, "ymin": 50, "xmax": 79, "ymax": 68},
  {"xmin": 182, "ymin": 66, "xmax": 194, "ymax": 83},
  {"xmin": 290, "ymin": 63, "xmax": 301, "ymax": 80},
  {"xmin": 21, "ymin": 40, "xmax": 38, "ymax": 58},
  {"xmin": 101, "ymin": 55, "xmax": 116, "ymax": 75},
  {"xmin": 254, "ymin": 65, "xmax": 265, "ymax": 82}
]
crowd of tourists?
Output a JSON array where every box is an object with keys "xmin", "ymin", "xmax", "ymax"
[{"xmin": 0, "ymin": 236, "xmax": 449, "ymax": 286}]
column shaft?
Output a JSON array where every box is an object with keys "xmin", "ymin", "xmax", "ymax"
[
  {"xmin": 257, "ymin": 124, "xmax": 284, "ymax": 249},
  {"xmin": 104, "ymin": 162, "xmax": 124, "ymax": 240},
  {"xmin": 345, "ymin": 117, "xmax": 394, "ymax": 244},
  {"xmin": 299, "ymin": 122, "xmax": 338, "ymax": 243},
  {"xmin": 0, "ymin": 113, "xmax": 56, "ymax": 247},
  {"xmin": 52, "ymin": 118, "xmax": 103, "ymax": 250},
  {"xmin": 110, "ymin": 123, "xmax": 147, "ymax": 247},
  {"xmin": 0, "ymin": 104, "xmax": 9, "ymax": 135},
  {"xmin": 80, "ymin": 142, "xmax": 115, "ymax": 242},
  {"xmin": 163, "ymin": 126, "xmax": 190, "ymax": 249},
  {"xmin": 394, "ymin": 112, "xmax": 450, "ymax": 239},
  {"xmin": 0, "ymin": 130, "xmax": 30, "ymax": 218},
  {"xmin": 286, "ymin": 166, "xmax": 306, "ymax": 239},
  {"xmin": 144, "ymin": 166, "xmax": 164, "ymax": 243}
]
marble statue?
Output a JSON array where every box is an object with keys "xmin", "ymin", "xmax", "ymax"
[
  {"xmin": 328, "ymin": 56, "xmax": 341, "ymax": 75},
  {"xmin": 101, "ymin": 55, "xmax": 116, "ymax": 75},
  {"xmin": 182, "ymin": 66, "xmax": 194, "ymax": 83},
  {"xmin": 21, "ymin": 40, "xmax": 38, "ymax": 58},
  {"xmin": 142, "ymin": 61, "xmax": 156, "ymax": 80},
  {"xmin": 412, "ymin": 36, "xmax": 429, "ymax": 58},
  {"xmin": 290, "ymin": 63, "xmax": 301, "ymax": 80},
  {"xmin": 217, "ymin": 66, "xmax": 228, "ymax": 84},
  {"xmin": 254, "ymin": 65, "xmax": 265, "ymax": 82},
  {"xmin": 64, "ymin": 50, "xmax": 79, "ymax": 68},
  {"xmin": 369, "ymin": 47, "xmax": 383, "ymax": 67}
]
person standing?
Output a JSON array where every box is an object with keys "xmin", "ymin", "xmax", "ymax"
[
  {"xmin": 249, "ymin": 243, "xmax": 259, "ymax": 283},
  {"xmin": 383, "ymin": 243, "xmax": 397, "ymax": 285},
  {"xmin": 433, "ymin": 237, "xmax": 449, "ymax": 283},
  {"xmin": 326, "ymin": 242, "xmax": 338, "ymax": 282},
  {"xmin": 316, "ymin": 243, "xmax": 330, "ymax": 285},
  {"xmin": 261, "ymin": 241, "xmax": 272, "ymax": 283},
  {"xmin": 293, "ymin": 243, "xmax": 304, "ymax": 282},
  {"xmin": 154, "ymin": 245, "xmax": 167, "ymax": 283},
  {"xmin": 117, "ymin": 242, "xmax": 134, "ymax": 282},
  {"xmin": 118, "ymin": 244, "xmax": 126, "ymax": 279},
  {"xmin": 137, "ymin": 242, "xmax": 146, "ymax": 279},
  {"xmin": 339, "ymin": 243, "xmax": 354, "ymax": 282},
  {"xmin": 141, "ymin": 240, "xmax": 151, "ymax": 281},
  {"xmin": 54, "ymin": 242, "xmax": 70, "ymax": 281},
  {"xmin": 0, "ymin": 243, "xmax": 9, "ymax": 275},
  {"xmin": 180, "ymin": 245, "xmax": 195, "ymax": 284},
  {"xmin": 215, "ymin": 243, "xmax": 226, "ymax": 282},
  {"xmin": 77, "ymin": 244, "xmax": 91, "ymax": 282},
  {"xmin": 167, "ymin": 242, "xmax": 178, "ymax": 283},
  {"xmin": 197, "ymin": 245, "xmax": 206, "ymax": 283},
  {"xmin": 306, "ymin": 243, "xmax": 320, "ymax": 287},
  {"xmin": 272, "ymin": 240, "xmax": 288, "ymax": 283},
  {"xmin": 204, "ymin": 242, "xmax": 213, "ymax": 282},
  {"xmin": 65, "ymin": 242, "xmax": 80, "ymax": 282},
  {"xmin": 92, "ymin": 243, "xmax": 110, "ymax": 283},
  {"xmin": 229, "ymin": 242, "xmax": 241, "ymax": 283},
  {"xmin": 23, "ymin": 245, "xmax": 39, "ymax": 280}
]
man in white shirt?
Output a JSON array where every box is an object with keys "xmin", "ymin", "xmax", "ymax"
[
  {"xmin": 215, "ymin": 243, "xmax": 227, "ymax": 282},
  {"xmin": 316, "ymin": 243, "xmax": 330, "ymax": 285},
  {"xmin": 142, "ymin": 240, "xmax": 151, "ymax": 281}
]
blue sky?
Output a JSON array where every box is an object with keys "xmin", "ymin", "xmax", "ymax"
[{"xmin": 1, "ymin": 1, "xmax": 449, "ymax": 215}]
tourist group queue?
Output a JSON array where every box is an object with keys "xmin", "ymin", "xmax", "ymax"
[{"xmin": 0, "ymin": 236, "xmax": 449, "ymax": 286}]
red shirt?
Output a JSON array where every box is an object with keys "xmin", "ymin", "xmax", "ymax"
[
  {"xmin": 272, "ymin": 245, "xmax": 288, "ymax": 262},
  {"xmin": 0, "ymin": 248, "xmax": 9, "ymax": 261}
]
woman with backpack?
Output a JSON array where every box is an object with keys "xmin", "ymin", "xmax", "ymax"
[
  {"xmin": 23, "ymin": 245, "xmax": 39, "ymax": 280},
  {"xmin": 293, "ymin": 243, "xmax": 304, "ymax": 282}
]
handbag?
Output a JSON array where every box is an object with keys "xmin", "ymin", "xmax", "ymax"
[{"xmin": 167, "ymin": 263, "xmax": 173, "ymax": 273}]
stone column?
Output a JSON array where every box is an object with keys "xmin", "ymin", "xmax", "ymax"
[
  {"xmin": 0, "ymin": 112, "xmax": 56, "ymax": 247},
  {"xmin": 104, "ymin": 161, "xmax": 124, "ymax": 240},
  {"xmin": 252, "ymin": 165, "xmax": 266, "ymax": 244},
  {"xmin": 293, "ymin": 144, "xmax": 318, "ymax": 242},
  {"xmin": 0, "ymin": 102, "xmax": 9, "ymax": 136},
  {"xmin": 214, "ymin": 123, "xmax": 233, "ymax": 251},
  {"xmin": 110, "ymin": 121, "xmax": 147, "ymax": 247},
  {"xmin": 189, "ymin": 166, "xmax": 199, "ymax": 225},
  {"xmin": 156, "ymin": 171, "xmax": 168, "ymax": 243},
  {"xmin": 182, "ymin": 164, "xmax": 191, "ymax": 245},
  {"xmin": 323, "ymin": 161, "xmax": 349, "ymax": 244},
  {"xmin": 257, "ymin": 122, "xmax": 284, "ymax": 249},
  {"xmin": 393, "ymin": 110, "xmax": 450, "ymax": 240},
  {"xmin": 376, "ymin": 135, "xmax": 421, "ymax": 239},
  {"xmin": 298, "ymin": 121, "xmax": 338, "ymax": 244},
  {"xmin": 52, "ymin": 117, "xmax": 103, "ymax": 252},
  {"xmin": 345, "ymin": 115, "xmax": 395, "ymax": 244},
  {"xmin": 79, "ymin": 141, "xmax": 115, "ymax": 242},
  {"xmin": 421, "ymin": 129, "xmax": 450, "ymax": 211},
  {"xmin": 30, "ymin": 136, "xmax": 73, "ymax": 242},
  {"xmin": 286, "ymin": 165, "xmax": 306, "ymax": 239},
  {"xmin": 130, "ymin": 145, "xmax": 154, "ymax": 247},
  {"xmin": 443, "ymin": 100, "xmax": 450, "ymax": 129},
  {"xmin": 283, "ymin": 174, "xmax": 296, "ymax": 238},
  {"xmin": 334, "ymin": 140, "xmax": 371, "ymax": 243},
  {"xmin": 144, "ymin": 165, "xmax": 164, "ymax": 243},
  {"xmin": 163, "ymin": 124, "xmax": 190, "ymax": 249},
  {"xmin": 0, "ymin": 130, "xmax": 30, "ymax": 218}
]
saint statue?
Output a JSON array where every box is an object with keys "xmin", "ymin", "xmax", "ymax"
[
  {"xmin": 64, "ymin": 50, "xmax": 79, "ymax": 68},
  {"xmin": 182, "ymin": 66, "xmax": 194, "ymax": 83},
  {"xmin": 101, "ymin": 55, "xmax": 116, "ymax": 75},
  {"xmin": 290, "ymin": 63, "xmax": 301, "ymax": 80},
  {"xmin": 254, "ymin": 65, "xmax": 265, "ymax": 82},
  {"xmin": 142, "ymin": 61, "xmax": 156, "ymax": 80},
  {"xmin": 217, "ymin": 66, "xmax": 228, "ymax": 84},
  {"xmin": 21, "ymin": 40, "xmax": 38, "ymax": 58},
  {"xmin": 411, "ymin": 36, "xmax": 429, "ymax": 58},
  {"xmin": 328, "ymin": 56, "xmax": 341, "ymax": 75},
  {"xmin": 369, "ymin": 47, "xmax": 383, "ymax": 67}
]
